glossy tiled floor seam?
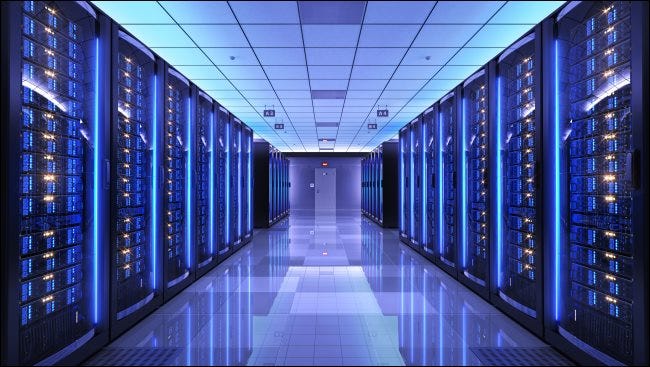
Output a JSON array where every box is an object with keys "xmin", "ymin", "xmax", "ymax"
[{"xmin": 86, "ymin": 209, "xmax": 548, "ymax": 366}]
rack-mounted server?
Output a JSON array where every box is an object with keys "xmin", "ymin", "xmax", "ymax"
[
  {"xmin": 109, "ymin": 28, "xmax": 162, "ymax": 338},
  {"xmin": 423, "ymin": 106, "xmax": 437, "ymax": 260},
  {"xmin": 241, "ymin": 125, "xmax": 253, "ymax": 244},
  {"xmin": 544, "ymin": 1, "xmax": 648, "ymax": 365},
  {"xmin": 361, "ymin": 141, "xmax": 398, "ymax": 228},
  {"xmin": 1, "ymin": 1, "xmax": 110, "ymax": 364},
  {"xmin": 253, "ymin": 141, "xmax": 289, "ymax": 228},
  {"xmin": 231, "ymin": 118, "xmax": 242, "ymax": 249},
  {"xmin": 399, "ymin": 126, "xmax": 411, "ymax": 243}
]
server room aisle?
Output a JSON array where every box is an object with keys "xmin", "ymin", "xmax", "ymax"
[{"xmin": 85, "ymin": 210, "xmax": 559, "ymax": 366}]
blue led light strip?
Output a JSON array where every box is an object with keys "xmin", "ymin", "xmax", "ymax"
[
  {"xmin": 554, "ymin": 40, "xmax": 560, "ymax": 321},
  {"xmin": 410, "ymin": 127, "xmax": 415, "ymax": 238},
  {"xmin": 210, "ymin": 112, "xmax": 215, "ymax": 254},
  {"xmin": 238, "ymin": 129, "xmax": 242, "ymax": 237},
  {"xmin": 248, "ymin": 134, "xmax": 252, "ymax": 232},
  {"xmin": 225, "ymin": 121, "xmax": 230, "ymax": 244},
  {"xmin": 422, "ymin": 122, "xmax": 427, "ymax": 245},
  {"xmin": 438, "ymin": 112, "xmax": 444, "ymax": 255},
  {"xmin": 93, "ymin": 37, "xmax": 99, "ymax": 324},
  {"xmin": 461, "ymin": 98, "xmax": 467, "ymax": 267},
  {"xmin": 186, "ymin": 97, "xmax": 191, "ymax": 268},
  {"xmin": 152, "ymin": 74, "xmax": 158, "ymax": 289},
  {"xmin": 496, "ymin": 77, "xmax": 503, "ymax": 288}
]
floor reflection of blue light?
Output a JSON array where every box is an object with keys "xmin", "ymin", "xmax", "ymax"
[{"xmin": 89, "ymin": 210, "xmax": 546, "ymax": 366}]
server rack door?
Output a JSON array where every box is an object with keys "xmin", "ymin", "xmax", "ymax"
[
  {"xmin": 399, "ymin": 127, "xmax": 411, "ymax": 241},
  {"xmin": 369, "ymin": 151, "xmax": 375, "ymax": 218},
  {"xmin": 285, "ymin": 156, "xmax": 289, "ymax": 214},
  {"xmin": 550, "ymin": 2, "xmax": 647, "ymax": 365},
  {"xmin": 379, "ymin": 147, "xmax": 384, "ymax": 223},
  {"xmin": 495, "ymin": 31, "xmax": 544, "ymax": 330},
  {"xmin": 411, "ymin": 118, "xmax": 423, "ymax": 249},
  {"xmin": 4, "ymin": 1, "xmax": 109, "ymax": 364},
  {"xmin": 243, "ymin": 127, "xmax": 253, "ymax": 240},
  {"xmin": 195, "ymin": 93, "xmax": 215, "ymax": 272},
  {"xmin": 460, "ymin": 70, "xmax": 490, "ymax": 291},
  {"xmin": 216, "ymin": 107, "xmax": 230, "ymax": 257},
  {"xmin": 269, "ymin": 150, "xmax": 274, "ymax": 222},
  {"xmin": 375, "ymin": 151, "xmax": 381, "ymax": 219},
  {"xmin": 163, "ymin": 68, "xmax": 192, "ymax": 296},
  {"xmin": 110, "ymin": 29, "xmax": 161, "ymax": 336},
  {"xmin": 423, "ymin": 107, "xmax": 437, "ymax": 258},
  {"xmin": 439, "ymin": 92, "xmax": 458, "ymax": 271},
  {"xmin": 361, "ymin": 158, "xmax": 365, "ymax": 214},
  {"xmin": 231, "ymin": 119, "xmax": 242, "ymax": 247}
]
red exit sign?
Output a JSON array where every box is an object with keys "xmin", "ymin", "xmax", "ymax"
[{"xmin": 321, "ymin": 161, "xmax": 329, "ymax": 167}]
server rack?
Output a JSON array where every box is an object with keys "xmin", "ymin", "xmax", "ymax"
[
  {"xmin": 1, "ymin": 1, "xmax": 110, "ymax": 364},
  {"xmin": 195, "ymin": 91, "xmax": 217, "ymax": 277},
  {"xmin": 492, "ymin": 27, "xmax": 545, "ymax": 337},
  {"xmin": 109, "ymin": 28, "xmax": 162, "ymax": 338},
  {"xmin": 253, "ymin": 141, "xmax": 289, "ymax": 228},
  {"xmin": 399, "ymin": 126, "xmax": 411, "ymax": 243},
  {"xmin": 241, "ymin": 125, "xmax": 254, "ymax": 244},
  {"xmin": 411, "ymin": 117, "xmax": 424, "ymax": 251},
  {"xmin": 544, "ymin": 1, "xmax": 648, "ymax": 365},
  {"xmin": 162, "ymin": 67, "xmax": 193, "ymax": 300},
  {"xmin": 230, "ymin": 118, "xmax": 242, "ymax": 249},
  {"xmin": 215, "ymin": 106, "xmax": 232, "ymax": 259},
  {"xmin": 459, "ymin": 67, "xmax": 492, "ymax": 298},
  {"xmin": 437, "ymin": 89, "xmax": 461, "ymax": 276},
  {"xmin": 361, "ymin": 141, "xmax": 398, "ymax": 228},
  {"xmin": 423, "ymin": 106, "xmax": 438, "ymax": 261}
]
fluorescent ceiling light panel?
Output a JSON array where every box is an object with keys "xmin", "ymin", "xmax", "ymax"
[
  {"xmin": 276, "ymin": 91, "xmax": 312, "ymax": 99},
  {"xmin": 426, "ymin": 1, "xmax": 505, "ymax": 24},
  {"xmin": 242, "ymin": 25, "xmax": 303, "ymax": 47},
  {"xmin": 315, "ymin": 122, "xmax": 339, "ymax": 127},
  {"xmin": 359, "ymin": 25, "xmax": 420, "ymax": 47},
  {"xmin": 345, "ymin": 90, "xmax": 382, "ymax": 99},
  {"xmin": 302, "ymin": 25, "xmax": 361, "ymax": 47},
  {"xmin": 413, "ymin": 24, "xmax": 482, "ymax": 47},
  {"xmin": 159, "ymin": 1, "xmax": 237, "ymax": 24},
  {"xmin": 181, "ymin": 25, "xmax": 248, "ymax": 47},
  {"xmin": 298, "ymin": 1, "xmax": 366, "ymax": 24},
  {"xmin": 364, "ymin": 1, "xmax": 434, "ymax": 24},
  {"xmin": 230, "ymin": 1, "xmax": 300, "ymax": 24},
  {"xmin": 92, "ymin": 1, "xmax": 174, "ymax": 24}
]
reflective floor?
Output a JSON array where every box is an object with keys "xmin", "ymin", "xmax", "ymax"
[{"xmin": 87, "ymin": 210, "xmax": 548, "ymax": 366}]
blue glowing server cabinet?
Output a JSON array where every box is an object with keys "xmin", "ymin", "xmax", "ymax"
[
  {"xmin": 230, "ymin": 117, "xmax": 242, "ymax": 249},
  {"xmin": 1, "ymin": 1, "xmax": 110, "ymax": 364},
  {"xmin": 492, "ymin": 27, "xmax": 545, "ymax": 336},
  {"xmin": 253, "ymin": 141, "xmax": 289, "ymax": 228},
  {"xmin": 195, "ymin": 92, "xmax": 218, "ymax": 277},
  {"xmin": 161, "ymin": 67, "xmax": 193, "ymax": 300},
  {"xmin": 361, "ymin": 142, "xmax": 398, "ymax": 228},
  {"xmin": 398, "ymin": 126, "xmax": 411, "ymax": 243},
  {"xmin": 241, "ymin": 125, "xmax": 253, "ymax": 245},
  {"xmin": 108, "ymin": 28, "xmax": 163, "ymax": 338},
  {"xmin": 215, "ymin": 106, "xmax": 232, "ymax": 258},
  {"xmin": 458, "ymin": 67, "xmax": 492, "ymax": 298},
  {"xmin": 423, "ymin": 106, "xmax": 438, "ymax": 260},
  {"xmin": 411, "ymin": 117, "xmax": 425, "ymax": 252},
  {"xmin": 544, "ymin": 1, "xmax": 648, "ymax": 365}
]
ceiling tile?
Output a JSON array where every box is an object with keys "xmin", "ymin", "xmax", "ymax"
[
  {"xmin": 255, "ymin": 48, "xmax": 306, "ymax": 65},
  {"xmin": 344, "ymin": 98, "xmax": 377, "ymax": 106},
  {"xmin": 466, "ymin": 24, "xmax": 535, "ymax": 48},
  {"xmin": 305, "ymin": 48, "xmax": 356, "ymax": 65},
  {"xmin": 120, "ymin": 24, "xmax": 194, "ymax": 47},
  {"xmin": 364, "ymin": 1, "xmax": 434, "ymax": 24},
  {"xmin": 426, "ymin": 1, "xmax": 505, "ymax": 24},
  {"xmin": 195, "ymin": 79, "xmax": 235, "ymax": 91},
  {"xmin": 378, "ymin": 90, "xmax": 417, "ymax": 99},
  {"xmin": 385, "ymin": 79, "xmax": 428, "ymax": 90},
  {"xmin": 422, "ymin": 78, "xmax": 462, "ymax": 91},
  {"xmin": 359, "ymin": 25, "xmax": 420, "ymax": 47},
  {"xmin": 401, "ymin": 47, "xmax": 458, "ymax": 65},
  {"xmin": 313, "ymin": 99, "xmax": 345, "ymax": 107},
  {"xmin": 159, "ymin": 1, "xmax": 237, "ymax": 24},
  {"xmin": 240, "ymin": 90, "xmax": 277, "ymax": 99},
  {"xmin": 219, "ymin": 65, "xmax": 267, "ymax": 79},
  {"xmin": 152, "ymin": 47, "xmax": 211, "ymax": 65},
  {"xmin": 171, "ymin": 65, "xmax": 225, "ymax": 80},
  {"xmin": 207, "ymin": 90, "xmax": 245, "ymax": 99},
  {"xmin": 447, "ymin": 47, "xmax": 502, "ymax": 65},
  {"xmin": 354, "ymin": 47, "xmax": 406, "ymax": 65},
  {"xmin": 309, "ymin": 79, "xmax": 348, "ymax": 89},
  {"xmin": 348, "ymin": 79, "xmax": 388, "ymax": 90},
  {"xmin": 350, "ymin": 65, "xmax": 396, "ymax": 79},
  {"xmin": 182, "ymin": 25, "xmax": 248, "ymax": 47},
  {"xmin": 489, "ymin": 1, "xmax": 565, "ymax": 24},
  {"xmin": 343, "ymin": 106, "xmax": 372, "ymax": 113},
  {"xmin": 242, "ymin": 25, "xmax": 303, "ymax": 47},
  {"xmin": 308, "ymin": 66, "xmax": 352, "ymax": 79},
  {"xmin": 230, "ymin": 79, "xmax": 273, "ymax": 90},
  {"xmin": 280, "ymin": 97, "xmax": 313, "ymax": 106},
  {"xmin": 413, "ymin": 24, "xmax": 482, "ymax": 47},
  {"xmin": 263, "ymin": 66, "xmax": 309, "ymax": 79},
  {"xmin": 203, "ymin": 47, "xmax": 259, "ymax": 66},
  {"xmin": 298, "ymin": 1, "xmax": 366, "ymax": 24},
  {"xmin": 345, "ymin": 90, "xmax": 382, "ymax": 99},
  {"xmin": 92, "ymin": 1, "xmax": 174, "ymax": 24},
  {"xmin": 276, "ymin": 90, "xmax": 312, "ymax": 99},
  {"xmin": 270, "ymin": 79, "xmax": 310, "ymax": 90},
  {"xmin": 393, "ymin": 65, "xmax": 442, "ymax": 79},
  {"xmin": 230, "ymin": 1, "xmax": 300, "ymax": 23},
  {"xmin": 302, "ymin": 25, "xmax": 361, "ymax": 47}
]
